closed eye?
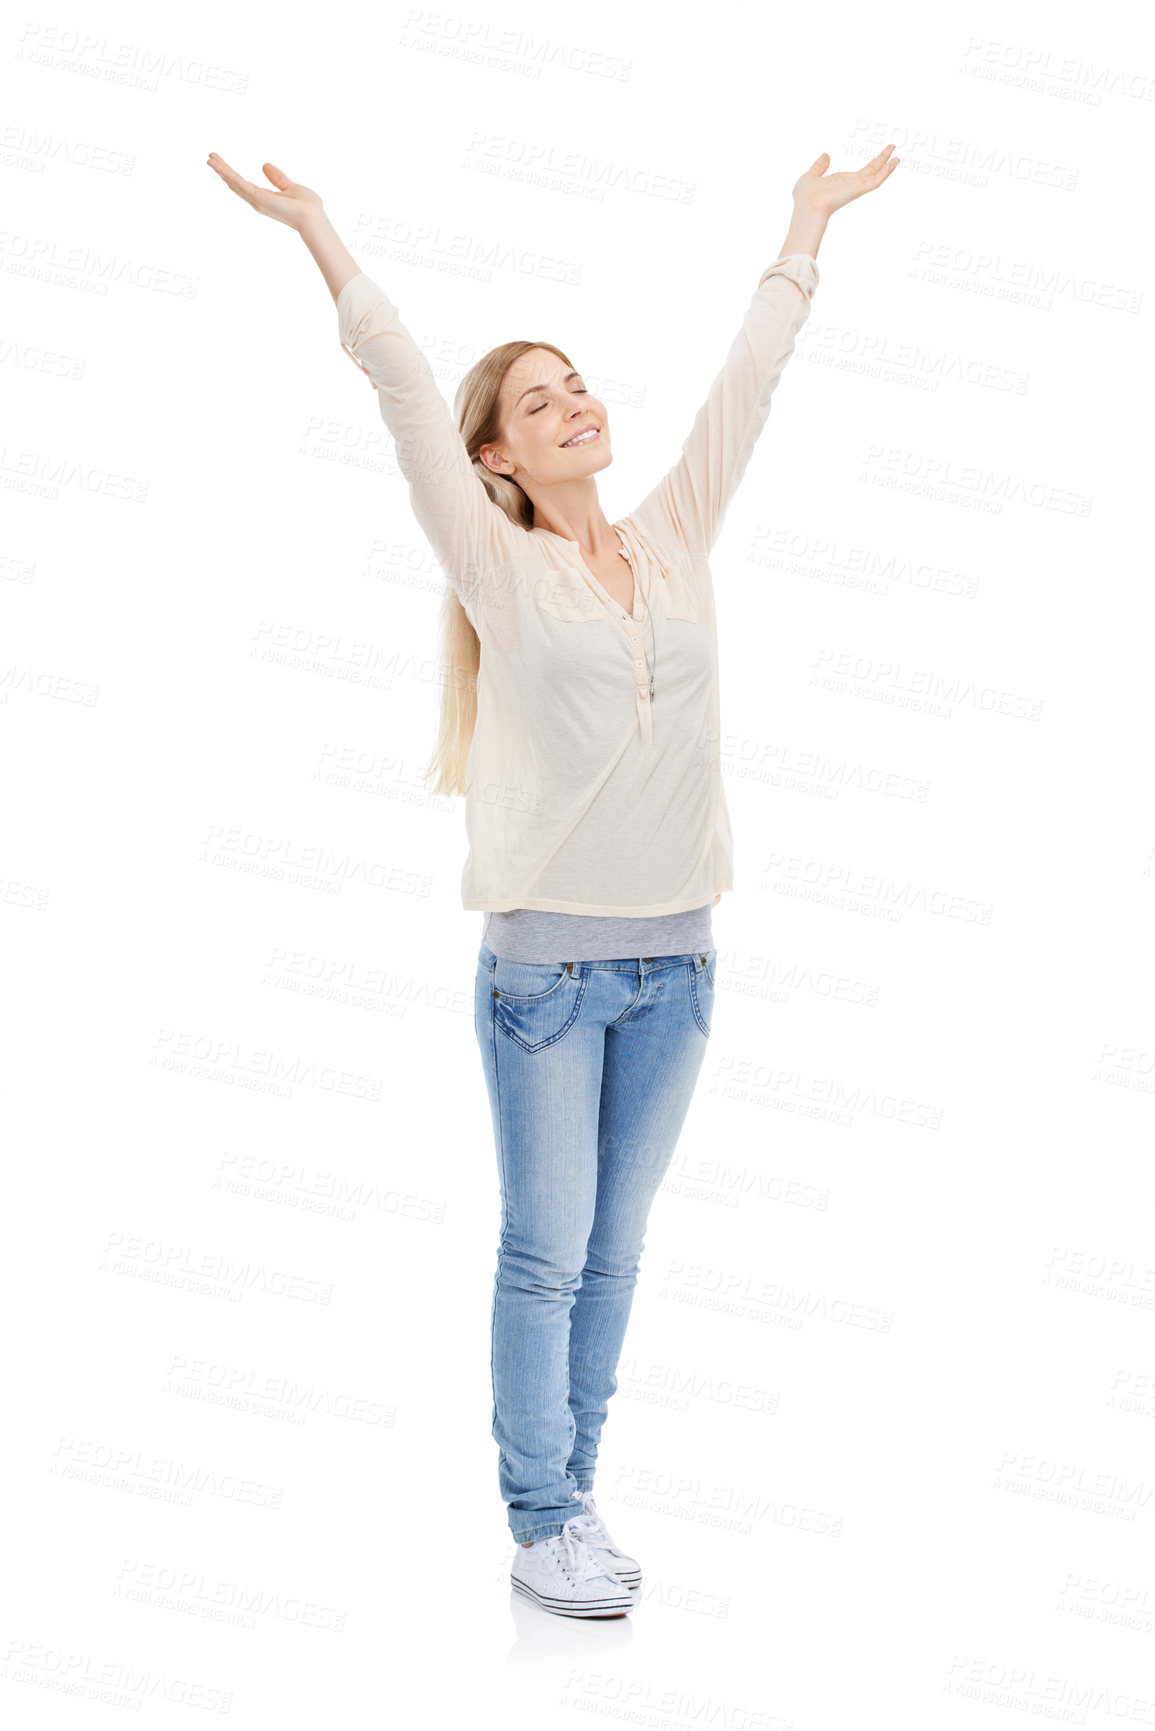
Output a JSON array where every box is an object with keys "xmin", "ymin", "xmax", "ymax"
[{"xmin": 531, "ymin": 388, "xmax": 587, "ymax": 413}]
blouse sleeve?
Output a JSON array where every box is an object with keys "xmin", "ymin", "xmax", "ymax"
[
  {"xmin": 336, "ymin": 272, "xmax": 521, "ymax": 609},
  {"xmin": 628, "ymin": 253, "xmax": 819, "ymax": 557}
]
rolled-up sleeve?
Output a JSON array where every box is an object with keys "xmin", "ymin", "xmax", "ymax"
[{"xmin": 630, "ymin": 252, "xmax": 819, "ymax": 556}]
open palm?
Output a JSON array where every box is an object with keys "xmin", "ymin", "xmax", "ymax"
[
  {"xmin": 206, "ymin": 155, "xmax": 324, "ymax": 231},
  {"xmin": 793, "ymin": 145, "xmax": 899, "ymax": 218}
]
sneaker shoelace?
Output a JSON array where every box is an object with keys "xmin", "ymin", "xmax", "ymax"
[
  {"xmin": 565, "ymin": 1497, "xmax": 615, "ymax": 1559},
  {"xmin": 555, "ymin": 1516, "xmax": 613, "ymax": 1583},
  {"xmin": 561, "ymin": 1516, "xmax": 612, "ymax": 1571}
]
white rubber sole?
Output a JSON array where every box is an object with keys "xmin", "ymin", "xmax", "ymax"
[{"xmin": 510, "ymin": 1575, "xmax": 635, "ymax": 1618}]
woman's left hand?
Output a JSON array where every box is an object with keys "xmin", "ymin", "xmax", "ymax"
[{"xmin": 792, "ymin": 146, "xmax": 900, "ymax": 218}]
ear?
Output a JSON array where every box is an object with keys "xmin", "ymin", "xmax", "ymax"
[{"xmin": 479, "ymin": 443, "xmax": 512, "ymax": 476}]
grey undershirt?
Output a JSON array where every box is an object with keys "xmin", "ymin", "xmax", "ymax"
[{"xmin": 481, "ymin": 903, "xmax": 714, "ymax": 962}]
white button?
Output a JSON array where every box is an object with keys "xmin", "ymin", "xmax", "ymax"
[
  {"xmin": 635, "ymin": 658, "xmax": 643, "ymax": 666},
  {"xmin": 630, "ymin": 634, "xmax": 639, "ymax": 641}
]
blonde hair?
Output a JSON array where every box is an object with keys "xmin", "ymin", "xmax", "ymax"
[{"xmin": 423, "ymin": 337, "xmax": 577, "ymax": 798}]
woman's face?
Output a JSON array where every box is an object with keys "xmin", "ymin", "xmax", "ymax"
[{"xmin": 481, "ymin": 348, "xmax": 612, "ymax": 487}]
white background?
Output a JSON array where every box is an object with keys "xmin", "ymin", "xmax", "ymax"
[{"xmin": 4, "ymin": 0, "xmax": 1154, "ymax": 1725}]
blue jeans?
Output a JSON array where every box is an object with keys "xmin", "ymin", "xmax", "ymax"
[{"xmin": 474, "ymin": 943, "xmax": 717, "ymax": 1543}]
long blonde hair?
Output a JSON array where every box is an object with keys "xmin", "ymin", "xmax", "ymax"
[{"xmin": 423, "ymin": 337, "xmax": 577, "ymax": 798}]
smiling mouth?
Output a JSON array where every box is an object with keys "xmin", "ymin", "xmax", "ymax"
[{"xmin": 560, "ymin": 426, "xmax": 601, "ymax": 449}]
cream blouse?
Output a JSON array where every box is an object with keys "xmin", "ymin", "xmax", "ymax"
[{"xmin": 337, "ymin": 252, "xmax": 820, "ymax": 916}]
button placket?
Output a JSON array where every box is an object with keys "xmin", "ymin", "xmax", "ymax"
[
  {"xmin": 561, "ymin": 526, "xmax": 657, "ymax": 746},
  {"xmin": 613, "ymin": 531, "xmax": 656, "ymax": 719}
]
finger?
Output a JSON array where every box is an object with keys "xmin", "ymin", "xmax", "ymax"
[
  {"xmin": 861, "ymin": 148, "xmax": 898, "ymax": 184},
  {"xmin": 207, "ymin": 153, "xmax": 257, "ymax": 197},
  {"xmin": 858, "ymin": 155, "xmax": 900, "ymax": 193},
  {"xmin": 864, "ymin": 143, "xmax": 898, "ymax": 175},
  {"xmin": 262, "ymin": 162, "xmax": 292, "ymax": 189},
  {"xmin": 207, "ymin": 155, "xmax": 282, "ymax": 214},
  {"xmin": 806, "ymin": 151, "xmax": 831, "ymax": 176},
  {"xmin": 854, "ymin": 146, "xmax": 890, "ymax": 179}
]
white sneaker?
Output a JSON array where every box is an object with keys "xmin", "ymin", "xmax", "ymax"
[
  {"xmin": 511, "ymin": 1516, "xmax": 636, "ymax": 1618},
  {"xmin": 567, "ymin": 1490, "xmax": 642, "ymax": 1589}
]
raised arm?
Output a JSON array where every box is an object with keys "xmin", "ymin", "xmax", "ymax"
[
  {"xmin": 629, "ymin": 253, "xmax": 821, "ymax": 557},
  {"xmin": 205, "ymin": 156, "xmax": 520, "ymax": 607},
  {"xmin": 629, "ymin": 146, "xmax": 900, "ymax": 559},
  {"xmin": 331, "ymin": 264, "xmax": 525, "ymax": 588}
]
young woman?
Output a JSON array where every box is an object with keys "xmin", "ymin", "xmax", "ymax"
[{"xmin": 207, "ymin": 144, "xmax": 899, "ymax": 1620}]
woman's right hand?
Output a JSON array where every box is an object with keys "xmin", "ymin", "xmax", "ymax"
[{"xmin": 206, "ymin": 156, "xmax": 325, "ymax": 233}]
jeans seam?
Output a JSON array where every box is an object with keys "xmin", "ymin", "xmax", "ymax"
[
  {"xmin": 689, "ymin": 962, "xmax": 712, "ymax": 1038},
  {"xmin": 489, "ymin": 953, "xmax": 507, "ymax": 1445},
  {"xmin": 607, "ymin": 968, "xmax": 644, "ymax": 1025}
]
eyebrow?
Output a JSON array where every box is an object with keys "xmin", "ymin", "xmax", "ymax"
[{"xmin": 513, "ymin": 370, "xmax": 583, "ymax": 407}]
